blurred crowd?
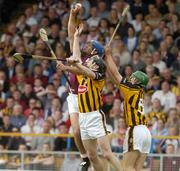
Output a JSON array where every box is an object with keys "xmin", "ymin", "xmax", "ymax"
[{"xmin": 0, "ymin": 0, "xmax": 179, "ymax": 160}]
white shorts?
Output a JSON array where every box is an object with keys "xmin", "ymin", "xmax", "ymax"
[
  {"xmin": 123, "ymin": 125, "xmax": 151, "ymax": 154},
  {"xmin": 67, "ymin": 93, "xmax": 79, "ymax": 115},
  {"xmin": 79, "ymin": 110, "xmax": 108, "ymax": 140}
]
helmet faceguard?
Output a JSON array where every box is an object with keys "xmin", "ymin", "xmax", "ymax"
[{"xmin": 85, "ymin": 55, "xmax": 106, "ymax": 73}]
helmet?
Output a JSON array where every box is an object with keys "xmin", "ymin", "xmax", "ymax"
[
  {"xmin": 90, "ymin": 40, "xmax": 105, "ymax": 58},
  {"xmin": 131, "ymin": 71, "xmax": 149, "ymax": 87},
  {"xmin": 90, "ymin": 55, "xmax": 106, "ymax": 73}
]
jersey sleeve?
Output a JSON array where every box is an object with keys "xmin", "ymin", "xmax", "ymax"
[{"xmin": 119, "ymin": 78, "xmax": 139, "ymax": 95}]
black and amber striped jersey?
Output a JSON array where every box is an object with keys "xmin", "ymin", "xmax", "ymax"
[
  {"xmin": 77, "ymin": 72, "xmax": 105, "ymax": 113},
  {"xmin": 119, "ymin": 78, "xmax": 147, "ymax": 127},
  {"xmin": 147, "ymin": 110, "xmax": 167, "ymax": 123}
]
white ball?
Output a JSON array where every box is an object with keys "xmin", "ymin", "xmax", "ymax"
[{"xmin": 76, "ymin": 3, "xmax": 82, "ymax": 8}]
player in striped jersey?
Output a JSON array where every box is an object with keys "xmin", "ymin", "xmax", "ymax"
[
  {"xmin": 104, "ymin": 46, "xmax": 151, "ymax": 171},
  {"xmin": 67, "ymin": 4, "xmax": 106, "ymax": 171},
  {"xmin": 57, "ymin": 26, "xmax": 122, "ymax": 171}
]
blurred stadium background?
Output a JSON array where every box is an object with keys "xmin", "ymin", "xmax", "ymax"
[{"xmin": 0, "ymin": 0, "xmax": 180, "ymax": 170}]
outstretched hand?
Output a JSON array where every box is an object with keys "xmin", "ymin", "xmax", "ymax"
[
  {"xmin": 71, "ymin": 3, "xmax": 82, "ymax": 15},
  {"xmin": 56, "ymin": 60, "xmax": 66, "ymax": 71}
]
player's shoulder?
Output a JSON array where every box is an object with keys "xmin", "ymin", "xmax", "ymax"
[{"xmin": 119, "ymin": 78, "xmax": 140, "ymax": 90}]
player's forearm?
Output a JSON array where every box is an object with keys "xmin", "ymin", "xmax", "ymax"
[
  {"xmin": 104, "ymin": 53, "xmax": 122, "ymax": 85},
  {"xmin": 68, "ymin": 11, "xmax": 77, "ymax": 52},
  {"xmin": 63, "ymin": 65, "xmax": 82, "ymax": 75},
  {"xmin": 75, "ymin": 63, "xmax": 95, "ymax": 79},
  {"xmin": 73, "ymin": 35, "xmax": 81, "ymax": 61}
]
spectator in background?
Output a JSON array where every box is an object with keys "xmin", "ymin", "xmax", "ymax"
[
  {"xmin": 111, "ymin": 117, "xmax": 126, "ymax": 152},
  {"xmin": 151, "ymin": 119, "xmax": 168, "ymax": 153},
  {"xmin": 24, "ymin": 98, "xmax": 37, "ymax": 118},
  {"xmin": 33, "ymin": 78, "xmax": 45, "ymax": 95},
  {"xmin": 0, "ymin": 143, "xmax": 8, "ymax": 169},
  {"xmin": 111, "ymin": 38, "xmax": 131, "ymax": 67},
  {"xmin": 152, "ymin": 51, "xmax": 166, "ymax": 73},
  {"xmin": 21, "ymin": 114, "xmax": 41, "ymax": 147},
  {"xmin": 87, "ymin": 26, "xmax": 99, "ymax": 42},
  {"xmin": 153, "ymin": 19, "xmax": 166, "ymax": 41},
  {"xmin": 4, "ymin": 57, "xmax": 16, "ymax": 80},
  {"xmin": 36, "ymin": 84, "xmax": 57, "ymax": 111},
  {"xmin": 152, "ymin": 81, "xmax": 176, "ymax": 112},
  {"xmin": 144, "ymin": 93, "xmax": 152, "ymax": 114},
  {"xmin": 98, "ymin": 18, "xmax": 110, "ymax": 43},
  {"xmin": 161, "ymin": 68, "xmax": 176, "ymax": 85},
  {"xmin": 164, "ymin": 126, "xmax": 180, "ymax": 153},
  {"xmin": 32, "ymin": 143, "xmax": 55, "ymax": 171},
  {"xmin": 146, "ymin": 75, "xmax": 161, "ymax": 93},
  {"xmin": 45, "ymin": 96, "xmax": 61, "ymax": 118},
  {"xmin": 165, "ymin": 108, "xmax": 180, "ymax": 128},
  {"xmin": 10, "ymin": 104, "xmax": 26, "ymax": 128},
  {"xmin": 31, "ymin": 107, "xmax": 44, "ymax": 126},
  {"xmin": 31, "ymin": 120, "xmax": 54, "ymax": 151},
  {"xmin": 145, "ymin": 4, "xmax": 162, "ymax": 29},
  {"xmin": 54, "ymin": 122, "xmax": 77, "ymax": 151},
  {"xmin": 130, "ymin": 0, "xmax": 148, "ymax": 18},
  {"xmin": 164, "ymin": 34, "xmax": 178, "ymax": 56},
  {"xmin": 108, "ymin": 8, "xmax": 119, "ymax": 28},
  {"xmin": 108, "ymin": 99, "xmax": 122, "ymax": 129},
  {"xmin": 130, "ymin": 49, "xmax": 146, "ymax": 71},
  {"xmin": 159, "ymin": 41, "xmax": 175, "ymax": 68},
  {"xmin": 172, "ymin": 51, "xmax": 180, "ymax": 76},
  {"xmin": 123, "ymin": 27, "xmax": 138, "ymax": 53},
  {"xmin": 147, "ymin": 98, "xmax": 167, "ymax": 129},
  {"xmin": 0, "ymin": 96, "xmax": 15, "ymax": 116},
  {"xmin": 97, "ymin": 1, "xmax": 109, "ymax": 19},
  {"xmin": 22, "ymin": 83, "xmax": 37, "ymax": 107},
  {"xmin": 120, "ymin": 64, "xmax": 133, "ymax": 79},
  {"xmin": 7, "ymin": 127, "xmax": 26, "ymax": 150},
  {"xmin": 117, "ymin": 15, "xmax": 133, "ymax": 39},
  {"xmin": 60, "ymin": 153, "xmax": 81, "ymax": 171},
  {"xmin": 171, "ymin": 75, "xmax": 180, "ymax": 102},
  {"xmin": 0, "ymin": 115, "xmax": 13, "ymax": 146},
  {"xmin": 130, "ymin": 12, "xmax": 143, "ymax": 34},
  {"xmin": 163, "ymin": 144, "xmax": 180, "ymax": 171}
]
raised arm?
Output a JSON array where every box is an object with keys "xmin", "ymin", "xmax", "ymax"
[
  {"xmin": 56, "ymin": 60, "xmax": 82, "ymax": 75},
  {"xmin": 68, "ymin": 4, "xmax": 81, "ymax": 52},
  {"xmin": 59, "ymin": 58, "xmax": 96, "ymax": 79},
  {"xmin": 74, "ymin": 62, "xmax": 96, "ymax": 79},
  {"xmin": 72, "ymin": 24, "xmax": 83, "ymax": 62},
  {"xmin": 104, "ymin": 46, "xmax": 123, "ymax": 85}
]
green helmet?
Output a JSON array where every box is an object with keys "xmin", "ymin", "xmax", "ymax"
[{"xmin": 131, "ymin": 71, "xmax": 149, "ymax": 87}]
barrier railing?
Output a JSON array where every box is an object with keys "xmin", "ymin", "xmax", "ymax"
[
  {"xmin": 0, "ymin": 132, "xmax": 180, "ymax": 139},
  {"xmin": 0, "ymin": 151, "xmax": 179, "ymax": 171}
]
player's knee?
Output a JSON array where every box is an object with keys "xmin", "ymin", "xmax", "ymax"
[
  {"xmin": 88, "ymin": 153, "xmax": 98, "ymax": 162},
  {"xmin": 102, "ymin": 151, "xmax": 113, "ymax": 161}
]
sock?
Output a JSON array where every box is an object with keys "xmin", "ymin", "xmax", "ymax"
[
  {"xmin": 82, "ymin": 157, "xmax": 90, "ymax": 163},
  {"xmin": 80, "ymin": 154, "xmax": 88, "ymax": 158}
]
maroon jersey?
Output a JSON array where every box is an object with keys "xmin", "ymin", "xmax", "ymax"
[
  {"xmin": 69, "ymin": 73, "xmax": 78, "ymax": 94},
  {"xmin": 68, "ymin": 56, "xmax": 88, "ymax": 94}
]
